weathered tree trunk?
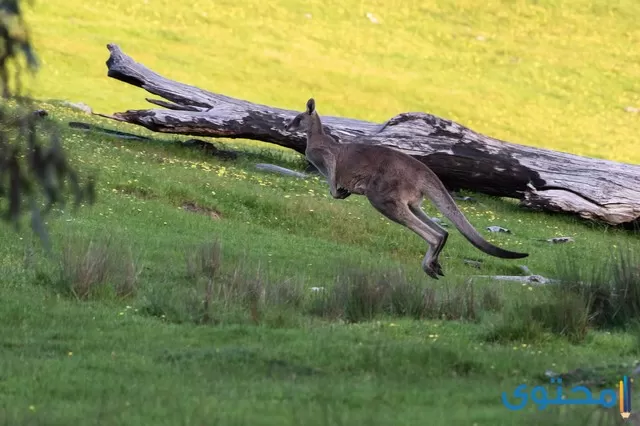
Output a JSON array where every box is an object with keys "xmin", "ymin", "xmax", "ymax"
[{"xmin": 96, "ymin": 43, "xmax": 640, "ymax": 227}]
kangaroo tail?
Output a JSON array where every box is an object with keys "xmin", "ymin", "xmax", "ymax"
[{"xmin": 421, "ymin": 173, "xmax": 529, "ymax": 260}]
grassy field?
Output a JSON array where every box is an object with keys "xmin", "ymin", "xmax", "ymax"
[{"xmin": 1, "ymin": 0, "xmax": 640, "ymax": 425}]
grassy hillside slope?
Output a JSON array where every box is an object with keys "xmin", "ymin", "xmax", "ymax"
[
  {"xmin": 25, "ymin": 0, "xmax": 640, "ymax": 162},
  {"xmin": 1, "ymin": 0, "xmax": 639, "ymax": 425}
]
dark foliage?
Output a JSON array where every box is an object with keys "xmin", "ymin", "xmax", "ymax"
[{"xmin": 0, "ymin": 0, "xmax": 95, "ymax": 250}]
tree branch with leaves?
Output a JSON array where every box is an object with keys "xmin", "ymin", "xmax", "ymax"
[{"xmin": 0, "ymin": 0, "xmax": 95, "ymax": 251}]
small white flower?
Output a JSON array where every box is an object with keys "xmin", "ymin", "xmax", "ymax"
[{"xmin": 365, "ymin": 12, "xmax": 379, "ymax": 24}]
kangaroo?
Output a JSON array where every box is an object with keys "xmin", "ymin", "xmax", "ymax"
[{"xmin": 284, "ymin": 98, "xmax": 529, "ymax": 279}]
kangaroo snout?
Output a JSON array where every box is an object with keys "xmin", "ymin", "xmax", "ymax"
[{"xmin": 285, "ymin": 113, "xmax": 305, "ymax": 132}]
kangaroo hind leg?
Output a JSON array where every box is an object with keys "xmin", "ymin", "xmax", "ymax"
[
  {"xmin": 366, "ymin": 193, "xmax": 445, "ymax": 279},
  {"xmin": 409, "ymin": 202, "xmax": 448, "ymax": 276}
]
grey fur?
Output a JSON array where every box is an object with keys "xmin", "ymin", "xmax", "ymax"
[{"xmin": 285, "ymin": 98, "xmax": 528, "ymax": 279}]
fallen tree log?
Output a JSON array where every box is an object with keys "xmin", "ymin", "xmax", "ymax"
[{"xmin": 96, "ymin": 43, "xmax": 640, "ymax": 227}]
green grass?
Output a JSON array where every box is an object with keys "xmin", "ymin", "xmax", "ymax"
[
  {"xmin": 1, "ymin": 0, "xmax": 640, "ymax": 425},
  {"xmin": 24, "ymin": 0, "xmax": 640, "ymax": 162}
]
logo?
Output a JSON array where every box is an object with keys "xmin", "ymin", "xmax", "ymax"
[
  {"xmin": 501, "ymin": 375, "xmax": 632, "ymax": 419},
  {"xmin": 620, "ymin": 376, "xmax": 632, "ymax": 419}
]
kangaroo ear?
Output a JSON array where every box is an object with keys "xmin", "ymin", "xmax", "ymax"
[{"xmin": 306, "ymin": 98, "xmax": 315, "ymax": 114}]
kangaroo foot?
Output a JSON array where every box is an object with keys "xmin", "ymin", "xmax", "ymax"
[
  {"xmin": 423, "ymin": 264, "xmax": 440, "ymax": 279},
  {"xmin": 422, "ymin": 259, "xmax": 444, "ymax": 279}
]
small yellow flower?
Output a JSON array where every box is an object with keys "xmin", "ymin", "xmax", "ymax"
[
  {"xmin": 68, "ymin": 351, "xmax": 73, "ymax": 357},
  {"xmin": 29, "ymin": 405, "xmax": 35, "ymax": 411}
]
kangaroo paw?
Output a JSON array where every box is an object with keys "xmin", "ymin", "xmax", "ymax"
[
  {"xmin": 423, "ymin": 260, "xmax": 444, "ymax": 279},
  {"xmin": 423, "ymin": 265, "xmax": 440, "ymax": 279}
]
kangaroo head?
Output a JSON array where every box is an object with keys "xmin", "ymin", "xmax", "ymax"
[{"xmin": 285, "ymin": 98, "xmax": 316, "ymax": 132}]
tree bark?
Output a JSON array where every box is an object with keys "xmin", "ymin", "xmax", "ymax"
[{"xmin": 96, "ymin": 43, "xmax": 640, "ymax": 227}]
